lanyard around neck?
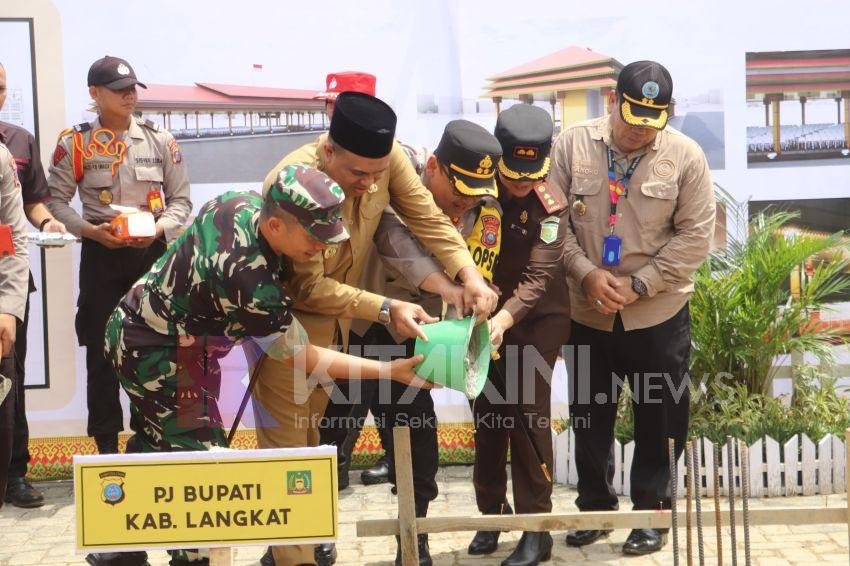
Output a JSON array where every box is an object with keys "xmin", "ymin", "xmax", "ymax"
[{"xmin": 606, "ymin": 146, "xmax": 642, "ymax": 234}]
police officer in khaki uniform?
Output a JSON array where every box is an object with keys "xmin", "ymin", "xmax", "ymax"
[
  {"xmin": 254, "ymin": 92, "xmax": 498, "ymax": 566},
  {"xmin": 549, "ymin": 61, "xmax": 715, "ymax": 556},
  {"xmin": 468, "ymin": 104, "xmax": 572, "ymax": 566},
  {"xmin": 0, "ymin": 141, "xmax": 29, "ymax": 507},
  {"xmin": 48, "ymin": 56, "xmax": 191, "ymax": 457}
]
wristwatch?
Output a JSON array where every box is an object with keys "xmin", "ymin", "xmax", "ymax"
[
  {"xmin": 631, "ymin": 276, "xmax": 648, "ymax": 296},
  {"xmin": 378, "ymin": 298, "xmax": 392, "ymax": 325}
]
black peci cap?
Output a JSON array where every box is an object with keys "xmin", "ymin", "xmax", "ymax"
[
  {"xmin": 433, "ymin": 120, "xmax": 502, "ymax": 197},
  {"xmin": 494, "ymin": 104, "xmax": 554, "ymax": 180},
  {"xmin": 87, "ymin": 56, "xmax": 147, "ymax": 90},
  {"xmin": 616, "ymin": 60, "xmax": 673, "ymax": 130},
  {"xmin": 328, "ymin": 91, "xmax": 396, "ymax": 158}
]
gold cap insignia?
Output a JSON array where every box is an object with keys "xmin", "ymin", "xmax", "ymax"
[{"xmin": 477, "ymin": 155, "xmax": 493, "ymax": 174}]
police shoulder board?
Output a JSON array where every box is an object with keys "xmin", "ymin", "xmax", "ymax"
[
  {"xmin": 140, "ymin": 118, "xmax": 161, "ymax": 132},
  {"xmin": 533, "ymin": 182, "xmax": 567, "ymax": 214}
]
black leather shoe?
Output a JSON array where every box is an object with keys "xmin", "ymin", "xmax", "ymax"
[
  {"xmin": 315, "ymin": 542, "xmax": 338, "ymax": 565},
  {"xmin": 4, "ymin": 476, "xmax": 44, "ymax": 508},
  {"xmin": 259, "ymin": 547, "xmax": 274, "ymax": 566},
  {"xmin": 565, "ymin": 529, "xmax": 612, "ymax": 547},
  {"xmin": 622, "ymin": 528, "xmax": 667, "ymax": 555},
  {"xmin": 94, "ymin": 434, "xmax": 119, "ymax": 454},
  {"xmin": 395, "ymin": 534, "xmax": 432, "ymax": 566},
  {"xmin": 501, "ymin": 532, "xmax": 553, "ymax": 566},
  {"xmin": 468, "ymin": 502, "xmax": 513, "ymax": 555},
  {"xmin": 360, "ymin": 456, "xmax": 390, "ymax": 485},
  {"xmin": 338, "ymin": 469, "xmax": 350, "ymax": 490},
  {"xmin": 85, "ymin": 552, "xmax": 149, "ymax": 565}
]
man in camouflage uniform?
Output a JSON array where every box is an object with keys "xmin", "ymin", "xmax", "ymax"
[{"xmin": 94, "ymin": 165, "xmax": 426, "ymax": 566}]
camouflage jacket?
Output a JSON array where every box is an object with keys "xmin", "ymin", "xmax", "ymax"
[{"xmin": 114, "ymin": 191, "xmax": 305, "ymax": 359}]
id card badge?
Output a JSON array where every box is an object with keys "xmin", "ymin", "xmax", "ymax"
[{"xmin": 601, "ymin": 234, "xmax": 622, "ymax": 266}]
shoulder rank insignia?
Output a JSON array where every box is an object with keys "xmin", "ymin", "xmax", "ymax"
[
  {"xmin": 141, "ymin": 118, "xmax": 161, "ymax": 132},
  {"xmin": 73, "ymin": 122, "xmax": 92, "ymax": 133},
  {"xmin": 533, "ymin": 182, "xmax": 567, "ymax": 214}
]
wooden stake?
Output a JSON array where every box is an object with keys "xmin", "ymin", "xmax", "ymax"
[
  {"xmin": 845, "ymin": 428, "xmax": 849, "ymax": 565},
  {"xmin": 714, "ymin": 443, "xmax": 723, "ymax": 566},
  {"xmin": 393, "ymin": 426, "xmax": 419, "ymax": 566},
  {"xmin": 686, "ymin": 440, "xmax": 694, "ymax": 566},
  {"xmin": 741, "ymin": 442, "xmax": 752, "ymax": 566},
  {"xmin": 693, "ymin": 441, "xmax": 705, "ymax": 566},
  {"xmin": 209, "ymin": 548, "xmax": 232, "ymax": 566},
  {"xmin": 727, "ymin": 436, "xmax": 738, "ymax": 566},
  {"xmin": 670, "ymin": 438, "xmax": 680, "ymax": 566}
]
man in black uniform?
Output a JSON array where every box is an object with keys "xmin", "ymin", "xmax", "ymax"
[{"xmin": 468, "ymin": 104, "xmax": 572, "ymax": 566}]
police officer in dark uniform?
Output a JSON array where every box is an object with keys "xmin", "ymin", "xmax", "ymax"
[
  {"xmin": 468, "ymin": 104, "xmax": 572, "ymax": 566},
  {"xmin": 47, "ymin": 56, "xmax": 191, "ymax": 457}
]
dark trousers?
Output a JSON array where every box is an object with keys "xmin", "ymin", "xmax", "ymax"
[
  {"xmin": 0, "ymin": 354, "xmax": 17, "ymax": 506},
  {"xmin": 9, "ymin": 295, "xmax": 30, "ymax": 478},
  {"xmin": 77, "ymin": 240, "xmax": 166, "ymax": 438},
  {"xmin": 320, "ymin": 324, "xmax": 437, "ymax": 513},
  {"xmin": 568, "ymin": 305, "xmax": 691, "ymax": 513},
  {"xmin": 473, "ymin": 339, "xmax": 558, "ymax": 515},
  {"xmin": 320, "ymin": 333, "xmax": 392, "ymax": 473}
]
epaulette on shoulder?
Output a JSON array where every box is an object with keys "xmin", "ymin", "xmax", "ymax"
[
  {"xmin": 533, "ymin": 182, "xmax": 567, "ymax": 214},
  {"xmin": 140, "ymin": 118, "xmax": 161, "ymax": 132},
  {"xmin": 56, "ymin": 123, "xmax": 88, "ymax": 144}
]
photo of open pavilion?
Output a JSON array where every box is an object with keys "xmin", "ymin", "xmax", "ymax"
[{"xmin": 746, "ymin": 49, "xmax": 850, "ymax": 165}]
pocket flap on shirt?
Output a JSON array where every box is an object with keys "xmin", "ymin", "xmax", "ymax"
[
  {"xmin": 640, "ymin": 181, "xmax": 678, "ymax": 200},
  {"xmin": 135, "ymin": 165, "xmax": 164, "ymax": 183},
  {"xmin": 570, "ymin": 177, "xmax": 603, "ymax": 196}
]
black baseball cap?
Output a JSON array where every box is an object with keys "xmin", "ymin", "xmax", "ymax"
[
  {"xmin": 328, "ymin": 91, "xmax": 396, "ymax": 158},
  {"xmin": 616, "ymin": 60, "xmax": 672, "ymax": 130},
  {"xmin": 494, "ymin": 104, "xmax": 553, "ymax": 180},
  {"xmin": 434, "ymin": 120, "xmax": 502, "ymax": 197},
  {"xmin": 87, "ymin": 56, "xmax": 147, "ymax": 90}
]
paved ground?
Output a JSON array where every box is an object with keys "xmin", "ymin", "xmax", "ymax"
[{"xmin": 0, "ymin": 466, "xmax": 848, "ymax": 565}]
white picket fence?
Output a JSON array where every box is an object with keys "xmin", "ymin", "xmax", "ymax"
[{"xmin": 552, "ymin": 429, "xmax": 847, "ymax": 497}]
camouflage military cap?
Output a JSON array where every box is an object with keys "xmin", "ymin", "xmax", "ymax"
[{"xmin": 266, "ymin": 165, "xmax": 349, "ymax": 244}]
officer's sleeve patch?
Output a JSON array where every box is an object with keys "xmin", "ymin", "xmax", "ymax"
[
  {"xmin": 539, "ymin": 215, "xmax": 560, "ymax": 244},
  {"xmin": 52, "ymin": 144, "xmax": 68, "ymax": 166},
  {"xmin": 167, "ymin": 139, "xmax": 182, "ymax": 164}
]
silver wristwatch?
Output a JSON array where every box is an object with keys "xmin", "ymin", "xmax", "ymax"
[
  {"xmin": 378, "ymin": 298, "xmax": 392, "ymax": 325},
  {"xmin": 631, "ymin": 276, "xmax": 648, "ymax": 296}
]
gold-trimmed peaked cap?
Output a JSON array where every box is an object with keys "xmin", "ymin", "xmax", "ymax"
[
  {"xmin": 616, "ymin": 60, "xmax": 673, "ymax": 130},
  {"xmin": 433, "ymin": 120, "xmax": 502, "ymax": 197},
  {"xmin": 494, "ymin": 104, "xmax": 553, "ymax": 180}
]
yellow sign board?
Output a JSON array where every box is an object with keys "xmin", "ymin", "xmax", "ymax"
[{"xmin": 74, "ymin": 446, "xmax": 337, "ymax": 552}]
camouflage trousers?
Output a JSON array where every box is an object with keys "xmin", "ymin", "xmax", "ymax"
[{"xmin": 104, "ymin": 309, "xmax": 228, "ymax": 562}]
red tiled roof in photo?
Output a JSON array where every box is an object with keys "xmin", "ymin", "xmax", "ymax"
[
  {"xmin": 483, "ymin": 46, "xmax": 622, "ymax": 101},
  {"xmin": 137, "ymin": 83, "xmax": 324, "ymax": 112},
  {"xmin": 746, "ymin": 49, "xmax": 850, "ymax": 98}
]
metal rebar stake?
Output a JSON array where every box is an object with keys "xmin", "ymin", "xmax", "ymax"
[
  {"xmin": 740, "ymin": 442, "xmax": 752, "ymax": 566},
  {"xmin": 713, "ymin": 443, "xmax": 723, "ymax": 566},
  {"xmin": 669, "ymin": 437, "xmax": 680, "ymax": 566},
  {"xmin": 693, "ymin": 441, "xmax": 705, "ymax": 566},
  {"xmin": 685, "ymin": 440, "xmax": 694, "ymax": 566},
  {"xmin": 727, "ymin": 436, "xmax": 738, "ymax": 566}
]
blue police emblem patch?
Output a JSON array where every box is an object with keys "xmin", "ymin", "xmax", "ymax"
[
  {"xmin": 642, "ymin": 81, "xmax": 660, "ymax": 100},
  {"xmin": 99, "ymin": 471, "xmax": 126, "ymax": 505}
]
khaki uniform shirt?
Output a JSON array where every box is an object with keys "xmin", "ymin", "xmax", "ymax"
[
  {"xmin": 0, "ymin": 143, "xmax": 29, "ymax": 321},
  {"xmin": 549, "ymin": 115, "xmax": 716, "ymax": 331},
  {"xmin": 47, "ymin": 117, "xmax": 192, "ymax": 241},
  {"xmin": 262, "ymin": 134, "xmax": 474, "ymax": 348}
]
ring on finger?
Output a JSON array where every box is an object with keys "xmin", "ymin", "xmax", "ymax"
[{"xmin": 594, "ymin": 299, "xmax": 604, "ymax": 308}]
